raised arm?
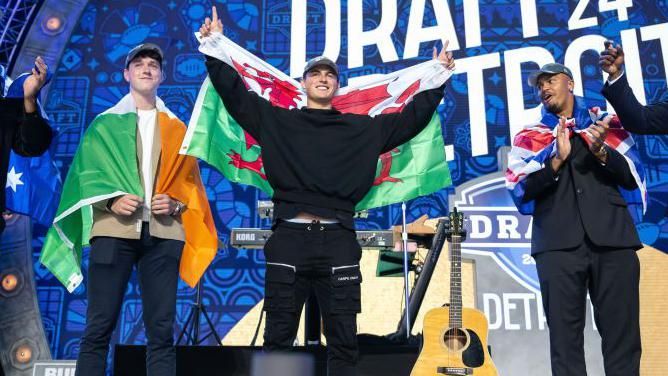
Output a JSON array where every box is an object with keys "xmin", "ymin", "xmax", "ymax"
[
  {"xmin": 600, "ymin": 43, "xmax": 668, "ymax": 135},
  {"xmin": 199, "ymin": 6, "xmax": 275, "ymax": 142},
  {"xmin": 203, "ymin": 56, "xmax": 269, "ymax": 142},
  {"xmin": 602, "ymin": 74, "xmax": 668, "ymax": 135},
  {"xmin": 13, "ymin": 56, "xmax": 53, "ymax": 156},
  {"xmin": 373, "ymin": 42, "xmax": 455, "ymax": 152},
  {"xmin": 373, "ymin": 85, "xmax": 446, "ymax": 153}
]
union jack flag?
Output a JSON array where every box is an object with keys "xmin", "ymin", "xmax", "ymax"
[{"xmin": 505, "ymin": 97, "xmax": 647, "ymax": 216}]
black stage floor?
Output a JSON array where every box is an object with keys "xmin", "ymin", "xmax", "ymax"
[{"xmin": 114, "ymin": 343, "xmax": 420, "ymax": 376}]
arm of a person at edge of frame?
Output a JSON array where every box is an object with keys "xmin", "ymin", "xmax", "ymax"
[
  {"xmin": 12, "ymin": 110, "xmax": 53, "ymax": 157},
  {"xmin": 602, "ymin": 72, "xmax": 668, "ymax": 135},
  {"xmin": 204, "ymin": 54, "xmax": 276, "ymax": 143}
]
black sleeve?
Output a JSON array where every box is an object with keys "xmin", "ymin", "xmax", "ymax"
[
  {"xmin": 371, "ymin": 85, "xmax": 445, "ymax": 153},
  {"xmin": 204, "ymin": 55, "xmax": 276, "ymax": 143},
  {"xmin": 601, "ymin": 73, "xmax": 668, "ymax": 135},
  {"xmin": 13, "ymin": 111, "xmax": 53, "ymax": 157},
  {"xmin": 521, "ymin": 161, "xmax": 560, "ymax": 202},
  {"xmin": 596, "ymin": 146, "xmax": 638, "ymax": 190}
]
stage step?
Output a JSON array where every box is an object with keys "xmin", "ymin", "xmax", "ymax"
[{"xmin": 114, "ymin": 344, "xmax": 419, "ymax": 376}]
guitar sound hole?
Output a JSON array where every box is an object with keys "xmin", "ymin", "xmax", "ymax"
[{"xmin": 443, "ymin": 328, "xmax": 467, "ymax": 351}]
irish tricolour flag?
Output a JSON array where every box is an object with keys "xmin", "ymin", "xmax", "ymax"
[
  {"xmin": 40, "ymin": 94, "xmax": 217, "ymax": 292},
  {"xmin": 181, "ymin": 32, "xmax": 453, "ymax": 210}
]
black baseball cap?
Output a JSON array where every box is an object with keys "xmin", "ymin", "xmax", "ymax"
[
  {"xmin": 125, "ymin": 43, "xmax": 164, "ymax": 68},
  {"xmin": 302, "ymin": 56, "xmax": 339, "ymax": 78},
  {"xmin": 528, "ymin": 63, "xmax": 574, "ymax": 87}
]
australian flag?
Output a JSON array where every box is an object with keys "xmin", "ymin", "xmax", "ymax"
[{"xmin": 2, "ymin": 66, "xmax": 61, "ymax": 226}]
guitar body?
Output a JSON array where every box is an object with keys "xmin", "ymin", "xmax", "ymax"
[{"xmin": 411, "ymin": 307, "xmax": 498, "ymax": 376}]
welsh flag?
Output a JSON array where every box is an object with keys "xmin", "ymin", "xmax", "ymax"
[
  {"xmin": 181, "ymin": 32, "xmax": 452, "ymax": 211},
  {"xmin": 40, "ymin": 94, "xmax": 218, "ymax": 292}
]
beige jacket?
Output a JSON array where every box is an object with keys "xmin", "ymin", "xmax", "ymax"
[{"xmin": 89, "ymin": 109, "xmax": 185, "ymax": 241}]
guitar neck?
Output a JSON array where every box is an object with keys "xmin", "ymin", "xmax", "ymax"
[{"xmin": 450, "ymin": 234, "xmax": 463, "ymax": 328}]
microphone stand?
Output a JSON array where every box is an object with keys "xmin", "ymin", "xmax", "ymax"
[{"xmin": 401, "ymin": 202, "xmax": 411, "ymax": 339}]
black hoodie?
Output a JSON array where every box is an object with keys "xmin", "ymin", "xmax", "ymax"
[{"xmin": 205, "ymin": 57, "xmax": 445, "ymax": 229}]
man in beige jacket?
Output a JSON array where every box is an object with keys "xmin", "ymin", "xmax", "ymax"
[{"xmin": 75, "ymin": 43, "xmax": 187, "ymax": 376}]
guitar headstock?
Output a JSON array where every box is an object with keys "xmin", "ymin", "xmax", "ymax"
[{"xmin": 444, "ymin": 207, "xmax": 466, "ymax": 241}]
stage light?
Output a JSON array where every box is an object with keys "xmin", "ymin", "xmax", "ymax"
[
  {"xmin": 2, "ymin": 273, "xmax": 18, "ymax": 292},
  {"xmin": 15, "ymin": 345, "xmax": 32, "ymax": 364},
  {"xmin": 42, "ymin": 14, "xmax": 65, "ymax": 35}
]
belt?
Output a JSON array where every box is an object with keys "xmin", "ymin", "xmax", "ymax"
[
  {"xmin": 277, "ymin": 219, "xmax": 344, "ymax": 231},
  {"xmin": 285, "ymin": 217, "xmax": 339, "ymax": 224}
]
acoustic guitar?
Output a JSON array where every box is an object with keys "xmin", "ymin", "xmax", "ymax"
[{"xmin": 411, "ymin": 208, "xmax": 498, "ymax": 376}]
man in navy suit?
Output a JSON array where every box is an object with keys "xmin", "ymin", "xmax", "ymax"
[{"xmin": 600, "ymin": 42, "xmax": 668, "ymax": 134}]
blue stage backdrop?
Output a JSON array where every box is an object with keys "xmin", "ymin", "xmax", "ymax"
[{"xmin": 26, "ymin": 0, "xmax": 667, "ymax": 362}]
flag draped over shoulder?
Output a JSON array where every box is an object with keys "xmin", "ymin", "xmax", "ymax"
[
  {"xmin": 3, "ymin": 70, "xmax": 62, "ymax": 226},
  {"xmin": 181, "ymin": 32, "xmax": 452, "ymax": 211},
  {"xmin": 40, "ymin": 94, "xmax": 217, "ymax": 292},
  {"xmin": 505, "ymin": 99, "xmax": 647, "ymax": 215},
  {"xmin": 6, "ymin": 152, "xmax": 61, "ymax": 226}
]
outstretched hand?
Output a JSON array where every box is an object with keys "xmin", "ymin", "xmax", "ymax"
[
  {"xmin": 432, "ymin": 40, "xmax": 455, "ymax": 71},
  {"xmin": 200, "ymin": 6, "xmax": 224, "ymax": 38}
]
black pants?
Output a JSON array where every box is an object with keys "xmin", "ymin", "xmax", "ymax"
[
  {"xmin": 75, "ymin": 225, "xmax": 184, "ymax": 376},
  {"xmin": 263, "ymin": 221, "xmax": 362, "ymax": 376},
  {"xmin": 534, "ymin": 237, "xmax": 641, "ymax": 376}
]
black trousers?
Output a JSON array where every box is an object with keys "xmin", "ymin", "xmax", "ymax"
[
  {"xmin": 534, "ymin": 237, "xmax": 641, "ymax": 376},
  {"xmin": 75, "ymin": 225, "xmax": 184, "ymax": 376},
  {"xmin": 263, "ymin": 221, "xmax": 362, "ymax": 376}
]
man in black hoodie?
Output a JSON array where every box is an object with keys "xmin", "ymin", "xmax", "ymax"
[
  {"xmin": 200, "ymin": 8, "xmax": 454, "ymax": 375},
  {"xmin": 0, "ymin": 58, "xmax": 53, "ymax": 234}
]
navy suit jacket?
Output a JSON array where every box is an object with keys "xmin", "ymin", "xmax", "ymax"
[
  {"xmin": 524, "ymin": 115, "xmax": 642, "ymax": 255},
  {"xmin": 601, "ymin": 73, "xmax": 668, "ymax": 135}
]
